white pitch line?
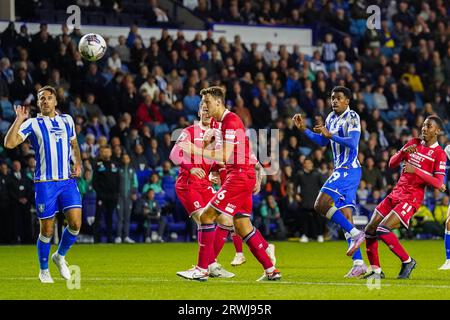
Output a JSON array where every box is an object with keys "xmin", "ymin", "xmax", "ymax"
[{"xmin": 2, "ymin": 277, "xmax": 450, "ymax": 289}]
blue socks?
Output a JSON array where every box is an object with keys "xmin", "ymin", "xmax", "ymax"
[
  {"xmin": 327, "ymin": 207, "xmax": 355, "ymax": 234},
  {"xmin": 37, "ymin": 234, "xmax": 52, "ymax": 270},
  {"xmin": 57, "ymin": 227, "xmax": 79, "ymax": 256},
  {"xmin": 445, "ymin": 230, "xmax": 450, "ymax": 260}
]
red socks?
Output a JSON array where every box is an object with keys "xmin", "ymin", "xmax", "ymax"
[
  {"xmin": 232, "ymin": 232, "xmax": 243, "ymax": 253},
  {"xmin": 243, "ymin": 228, "xmax": 273, "ymax": 269},
  {"xmin": 365, "ymin": 234, "xmax": 380, "ymax": 267},
  {"xmin": 377, "ymin": 225, "xmax": 410, "ymax": 262},
  {"xmin": 210, "ymin": 225, "xmax": 231, "ymax": 264},
  {"xmin": 197, "ymin": 224, "xmax": 216, "ymax": 270}
]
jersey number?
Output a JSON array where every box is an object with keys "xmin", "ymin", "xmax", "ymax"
[
  {"xmin": 328, "ymin": 172, "xmax": 341, "ymax": 183},
  {"xmin": 217, "ymin": 190, "xmax": 227, "ymax": 200}
]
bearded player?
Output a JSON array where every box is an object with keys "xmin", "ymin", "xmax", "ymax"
[
  {"xmin": 4, "ymin": 86, "xmax": 82, "ymax": 283},
  {"xmin": 364, "ymin": 115, "xmax": 447, "ymax": 279},
  {"xmin": 177, "ymin": 86, "xmax": 280, "ymax": 281}
]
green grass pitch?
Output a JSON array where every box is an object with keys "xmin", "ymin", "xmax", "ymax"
[{"xmin": 1, "ymin": 240, "xmax": 450, "ymax": 300}]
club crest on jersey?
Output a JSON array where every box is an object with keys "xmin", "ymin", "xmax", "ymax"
[
  {"xmin": 427, "ymin": 150, "xmax": 434, "ymax": 156},
  {"xmin": 38, "ymin": 204, "xmax": 45, "ymax": 213}
]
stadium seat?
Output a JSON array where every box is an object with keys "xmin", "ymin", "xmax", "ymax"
[{"xmin": 136, "ymin": 169, "xmax": 153, "ymax": 192}]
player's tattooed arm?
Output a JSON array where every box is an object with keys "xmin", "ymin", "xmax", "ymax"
[{"xmin": 70, "ymin": 139, "xmax": 82, "ymax": 178}]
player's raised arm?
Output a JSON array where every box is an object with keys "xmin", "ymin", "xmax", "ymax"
[
  {"xmin": 4, "ymin": 105, "xmax": 29, "ymax": 149},
  {"xmin": 292, "ymin": 113, "xmax": 329, "ymax": 147}
]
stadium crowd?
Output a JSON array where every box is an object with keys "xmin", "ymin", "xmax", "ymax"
[{"xmin": 0, "ymin": 0, "xmax": 449, "ymax": 244}]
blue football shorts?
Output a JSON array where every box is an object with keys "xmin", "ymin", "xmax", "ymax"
[
  {"xmin": 34, "ymin": 178, "xmax": 82, "ymax": 219},
  {"xmin": 320, "ymin": 167, "xmax": 361, "ymax": 210}
]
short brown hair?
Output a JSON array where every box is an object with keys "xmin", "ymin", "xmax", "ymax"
[
  {"xmin": 37, "ymin": 85, "xmax": 57, "ymax": 97},
  {"xmin": 200, "ymin": 86, "xmax": 225, "ymax": 104}
]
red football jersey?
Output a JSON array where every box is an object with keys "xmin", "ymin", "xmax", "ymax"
[
  {"xmin": 390, "ymin": 138, "xmax": 447, "ymax": 203},
  {"xmin": 172, "ymin": 124, "xmax": 215, "ymax": 188},
  {"xmin": 211, "ymin": 110, "xmax": 256, "ymax": 173}
]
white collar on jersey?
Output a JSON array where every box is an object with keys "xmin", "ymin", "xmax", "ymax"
[
  {"xmin": 219, "ymin": 109, "xmax": 230, "ymax": 122},
  {"xmin": 37, "ymin": 111, "xmax": 59, "ymax": 119},
  {"xmin": 335, "ymin": 107, "xmax": 350, "ymax": 119},
  {"xmin": 420, "ymin": 140, "xmax": 439, "ymax": 148}
]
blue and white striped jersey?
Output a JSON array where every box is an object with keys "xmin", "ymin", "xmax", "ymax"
[
  {"xmin": 325, "ymin": 107, "xmax": 361, "ymax": 169},
  {"xmin": 18, "ymin": 113, "xmax": 76, "ymax": 181}
]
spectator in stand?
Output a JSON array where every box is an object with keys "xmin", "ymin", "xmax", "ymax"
[
  {"xmin": 92, "ymin": 145, "xmax": 120, "ymax": 243},
  {"xmin": 115, "ymin": 153, "xmax": 138, "ymax": 244},
  {"xmin": 257, "ymin": 195, "xmax": 286, "ymax": 240},
  {"xmin": 137, "ymin": 188, "xmax": 167, "ymax": 242}
]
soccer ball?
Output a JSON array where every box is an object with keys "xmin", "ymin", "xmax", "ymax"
[{"xmin": 78, "ymin": 33, "xmax": 107, "ymax": 62}]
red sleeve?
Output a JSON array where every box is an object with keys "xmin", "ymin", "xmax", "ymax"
[
  {"xmin": 415, "ymin": 169, "xmax": 445, "ymax": 189},
  {"xmin": 169, "ymin": 128, "xmax": 194, "ymax": 171},
  {"xmin": 413, "ymin": 149, "xmax": 446, "ymax": 189},
  {"xmin": 433, "ymin": 149, "xmax": 447, "ymax": 177}
]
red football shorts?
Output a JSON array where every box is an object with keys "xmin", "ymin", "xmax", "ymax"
[
  {"xmin": 208, "ymin": 169, "xmax": 256, "ymax": 217},
  {"xmin": 375, "ymin": 194, "xmax": 420, "ymax": 228},
  {"xmin": 176, "ymin": 185, "xmax": 216, "ymax": 216}
]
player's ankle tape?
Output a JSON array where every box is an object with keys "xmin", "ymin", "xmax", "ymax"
[
  {"xmin": 325, "ymin": 206, "xmax": 338, "ymax": 220},
  {"xmin": 39, "ymin": 234, "xmax": 52, "ymax": 243},
  {"xmin": 67, "ymin": 228, "xmax": 80, "ymax": 236}
]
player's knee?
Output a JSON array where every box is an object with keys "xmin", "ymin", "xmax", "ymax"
[
  {"xmin": 199, "ymin": 208, "xmax": 216, "ymax": 224},
  {"xmin": 40, "ymin": 226, "xmax": 54, "ymax": 238},
  {"xmin": 216, "ymin": 213, "xmax": 233, "ymax": 226},
  {"xmin": 68, "ymin": 221, "xmax": 81, "ymax": 232},
  {"xmin": 364, "ymin": 223, "xmax": 377, "ymax": 235},
  {"xmin": 314, "ymin": 200, "xmax": 326, "ymax": 216}
]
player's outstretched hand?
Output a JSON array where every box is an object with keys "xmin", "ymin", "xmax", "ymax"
[
  {"xmin": 209, "ymin": 172, "xmax": 220, "ymax": 184},
  {"xmin": 439, "ymin": 184, "xmax": 447, "ymax": 193},
  {"xmin": 403, "ymin": 162, "xmax": 416, "ymax": 174},
  {"xmin": 190, "ymin": 168, "xmax": 206, "ymax": 179},
  {"xmin": 14, "ymin": 105, "xmax": 29, "ymax": 121},
  {"xmin": 292, "ymin": 114, "xmax": 306, "ymax": 131},
  {"xmin": 402, "ymin": 144, "xmax": 418, "ymax": 154}
]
